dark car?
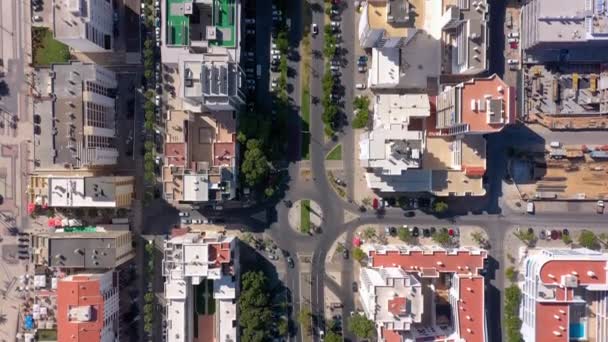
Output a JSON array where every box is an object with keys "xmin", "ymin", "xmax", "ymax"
[
  {"xmin": 430, "ymin": 227, "xmax": 437, "ymax": 235},
  {"xmin": 287, "ymin": 257, "xmax": 295, "ymax": 268},
  {"xmin": 404, "ymin": 211, "xmax": 415, "ymax": 217},
  {"xmin": 352, "ymin": 282, "xmax": 358, "ymax": 292},
  {"xmin": 540, "ymin": 230, "xmax": 546, "ymax": 240},
  {"xmin": 563, "ymin": 228, "xmax": 569, "ymax": 236},
  {"xmin": 527, "ymin": 227, "xmax": 534, "ymax": 235},
  {"xmin": 411, "ymin": 227, "xmax": 420, "ymax": 237},
  {"xmin": 423, "ymin": 228, "xmax": 431, "ymax": 238},
  {"xmin": 388, "ymin": 227, "xmax": 397, "ymax": 237},
  {"xmin": 550, "ymin": 230, "xmax": 558, "ymax": 240},
  {"xmin": 342, "ymin": 249, "xmax": 349, "ymax": 259}
]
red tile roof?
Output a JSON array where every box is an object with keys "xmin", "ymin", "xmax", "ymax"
[
  {"xmin": 382, "ymin": 327, "xmax": 401, "ymax": 342},
  {"xmin": 166, "ymin": 142, "xmax": 187, "ymax": 167},
  {"xmin": 369, "ymin": 249, "xmax": 486, "ymax": 276},
  {"xmin": 457, "ymin": 276, "xmax": 485, "ymax": 342},
  {"xmin": 535, "ymin": 303, "xmax": 569, "ymax": 342},
  {"xmin": 213, "ymin": 142, "xmax": 235, "ymax": 166},
  {"xmin": 369, "ymin": 248, "xmax": 487, "ymax": 342},
  {"xmin": 57, "ymin": 275, "xmax": 105, "ymax": 342},
  {"xmin": 460, "ymin": 74, "xmax": 513, "ymax": 133},
  {"xmin": 540, "ymin": 260, "xmax": 607, "ymax": 285},
  {"xmin": 388, "ymin": 297, "xmax": 408, "ymax": 317}
]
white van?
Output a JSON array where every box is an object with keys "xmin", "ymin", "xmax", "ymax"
[
  {"xmin": 549, "ymin": 141, "xmax": 561, "ymax": 148},
  {"xmin": 356, "ymin": 83, "xmax": 366, "ymax": 90},
  {"xmin": 526, "ymin": 201, "xmax": 535, "ymax": 214}
]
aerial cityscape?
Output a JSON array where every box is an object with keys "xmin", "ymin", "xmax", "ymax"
[{"xmin": 1, "ymin": 0, "xmax": 608, "ymax": 341}]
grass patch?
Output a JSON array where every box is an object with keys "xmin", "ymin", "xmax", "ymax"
[
  {"xmin": 300, "ymin": 199, "xmax": 311, "ymax": 234},
  {"xmin": 32, "ymin": 27, "xmax": 70, "ymax": 66},
  {"xmin": 301, "ymin": 87, "xmax": 311, "ymax": 159},
  {"xmin": 36, "ymin": 329, "xmax": 57, "ymax": 341},
  {"xmin": 326, "ymin": 144, "xmax": 342, "ymax": 160}
]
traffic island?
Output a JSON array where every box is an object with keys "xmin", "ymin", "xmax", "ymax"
[{"xmin": 288, "ymin": 199, "xmax": 323, "ymax": 235}]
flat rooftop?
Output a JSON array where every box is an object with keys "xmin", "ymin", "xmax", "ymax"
[
  {"xmin": 166, "ymin": 0, "xmax": 236, "ymax": 47},
  {"xmin": 367, "ymin": 0, "xmax": 427, "ymax": 34},
  {"xmin": 47, "ymin": 176, "xmax": 128, "ymax": 207}
]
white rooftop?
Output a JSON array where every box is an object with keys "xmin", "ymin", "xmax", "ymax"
[
  {"xmin": 183, "ymin": 174, "xmax": 209, "ymax": 202},
  {"xmin": 48, "ymin": 177, "xmax": 123, "ymax": 207}
]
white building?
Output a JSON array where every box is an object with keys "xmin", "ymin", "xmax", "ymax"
[
  {"xmin": 36, "ymin": 63, "xmax": 120, "ymax": 169},
  {"xmin": 359, "ymin": 94, "xmax": 430, "ymax": 192},
  {"xmin": 522, "ymin": 0, "xmax": 608, "ymax": 61},
  {"xmin": 54, "ymin": 0, "xmax": 114, "ymax": 52},
  {"xmin": 57, "ymin": 271, "xmax": 120, "ymax": 342},
  {"xmin": 440, "ymin": 0, "xmax": 489, "ymax": 75},
  {"xmin": 179, "ymin": 53, "xmax": 246, "ymax": 112},
  {"xmin": 163, "ymin": 232, "xmax": 238, "ymax": 342},
  {"xmin": 29, "ymin": 175, "xmax": 134, "ymax": 208},
  {"xmin": 520, "ymin": 248, "xmax": 608, "ymax": 342}
]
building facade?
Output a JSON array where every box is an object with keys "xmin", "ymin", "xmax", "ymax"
[
  {"xmin": 57, "ymin": 271, "xmax": 120, "ymax": 342},
  {"xmin": 54, "ymin": 0, "xmax": 114, "ymax": 52},
  {"xmin": 162, "ymin": 231, "xmax": 238, "ymax": 342},
  {"xmin": 520, "ymin": 248, "xmax": 608, "ymax": 341}
]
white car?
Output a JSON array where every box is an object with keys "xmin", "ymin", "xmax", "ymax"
[
  {"xmin": 245, "ymin": 18, "xmax": 255, "ymax": 24},
  {"xmin": 191, "ymin": 219, "xmax": 202, "ymax": 224},
  {"xmin": 356, "ymin": 83, "xmax": 366, "ymax": 90},
  {"xmin": 271, "ymin": 78, "xmax": 278, "ymax": 89},
  {"xmin": 507, "ymin": 37, "xmax": 518, "ymax": 43},
  {"xmin": 155, "ymin": 95, "xmax": 161, "ymax": 106},
  {"xmin": 312, "ymin": 24, "xmax": 318, "ymax": 35},
  {"xmin": 32, "ymin": 15, "xmax": 43, "ymax": 22},
  {"xmin": 507, "ymin": 59, "xmax": 519, "ymax": 65},
  {"xmin": 508, "ymin": 32, "xmax": 520, "ymax": 38},
  {"xmin": 178, "ymin": 212, "xmax": 189, "ymax": 217}
]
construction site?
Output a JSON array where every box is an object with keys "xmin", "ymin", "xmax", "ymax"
[
  {"xmin": 522, "ymin": 64, "xmax": 608, "ymax": 130},
  {"xmin": 512, "ymin": 144, "xmax": 608, "ymax": 201}
]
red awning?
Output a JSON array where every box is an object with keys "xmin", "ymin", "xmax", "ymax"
[{"xmin": 464, "ymin": 166, "xmax": 486, "ymax": 177}]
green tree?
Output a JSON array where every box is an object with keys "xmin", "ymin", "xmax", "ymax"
[
  {"xmin": 562, "ymin": 233, "xmax": 573, "ymax": 245},
  {"xmin": 398, "ymin": 227, "xmax": 416, "ymax": 244},
  {"xmin": 352, "ymin": 247, "xmax": 366, "ymax": 264},
  {"xmin": 504, "ymin": 285, "xmax": 523, "ymax": 342},
  {"xmin": 432, "ymin": 230, "xmax": 451, "ymax": 246},
  {"xmin": 277, "ymin": 30, "xmax": 289, "ymax": 54},
  {"xmin": 241, "ymin": 139, "xmax": 270, "ymax": 187},
  {"xmin": 144, "ymin": 292, "xmax": 154, "ymax": 303},
  {"xmin": 324, "ymin": 331, "xmax": 342, "ymax": 342},
  {"xmin": 239, "ymin": 271, "xmax": 273, "ymax": 341},
  {"xmin": 278, "ymin": 317, "xmax": 289, "ymax": 336},
  {"xmin": 363, "ymin": 227, "xmax": 376, "ymax": 240},
  {"xmin": 144, "ymin": 321, "xmax": 153, "ymax": 333},
  {"xmin": 297, "ymin": 308, "xmax": 312, "ymax": 333},
  {"xmin": 505, "ymin": 266, "xmax": 517, "ymax": 283},
  {"xmin": 144, "ymin": 303, "xmax": 153, "ymax": 315},
  {"xmin": 347, "ymin": 314, "xmax": 375, "ymax": 339},
  {"xmin": 352, "ymin": 109, "xmax": 369, "ymax": 129},
  {"xmin": 264, "ymin": 186, "xmax": 275, "ymax": 198},
  {"xmin": 433, "ymin": 201, "xmax": 449, "ymax": 213},
  {"xmin": 578, "ymin": 230, "xmax": 599, "ymax": 250}
]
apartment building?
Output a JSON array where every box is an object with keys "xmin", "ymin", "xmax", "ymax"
[
  {"xmin": 440, "ymin": 0, "xmax": 489, "ymax": 75},
  {"xmin": 162, "ymin": 231, "xmax": 238, "ymax": 342},
  {"xmin": 53, "ymin": 0, "xmax": 114, "ymax": 52},
  {"xmin": 31, "ymin": 225, "xmax": 134, "ymax": 269},
  {"xmin": 435, "ymin": 74, "xmax": 515, "ymax": 135},
  {"xmin": 35, "ymin": 63, "xmax": 119, "ymax": 170},
  {"xmin": 520, "ymin": 248, "xmax": 608, "ymax": 341},
  {"xmin": 522, "ymin": 0, "xmax": 608, "ymax": 62},
  {"xmin": 57, "ymin": 271, "xmax": 120, "ymax": 342},
  {"xmin": 28, "ymin": 175, "xmax": 134, "ymax": 208},
  {"xmin": 162, "ymin": 110, "xmax": 237, "ymax": 205},
  {"xmin": 359, "ymin": 94, "xmax": 431, "ymax": 192},
  {"xmin": 361, "ymin": 244, "xmax": 488, "ymax": 341}
]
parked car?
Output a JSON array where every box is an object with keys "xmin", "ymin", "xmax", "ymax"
[
  {"xmin": 411, "ymin": 227, "xmax": 420, "ymax": 237},
  {"xmin": 191, "ymin": 219, "xmax": 202, "ymax": 224},
  {"xmin": 545, "ymin": 230, "xmax": 552, "ymax": 240},
  {"xmin": 356, "ymin": 83, "xmax": 366, "ymax": 90},
  {"xmin": 352, "ymin": 282, "xmax": 358, "ymax": 292},
  {"xmin": 423, "ymin": 228, "xmax": 431, "ymax": 238},
  {"xmin": 32, "ymin": 15, "xmax": 43, "ymax": 22},
  {"xmin": 342, "ymin": 249, "xmax": 349, "ymax": 259},
  {"xmin": 312, "ymin": 23, "xmax": 318, "ymax": 35},
  {"xmin": 287, "ymin": 257, "xmax": 295, "ymax": 268},
  {"xmin": 178, "ymin": 211, "xmax": 189, "ymax": 217},
  {"xmin": 539, "ymin": 230, "xmax": 546, "ymax": 240},
  {"xmin": 181, "ymin": 218, "xmax": 191, "ymax": 224}
]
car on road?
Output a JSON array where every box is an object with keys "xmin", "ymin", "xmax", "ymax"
[
  {"xmin": 181, "ymin": 218, "xmax": 191, "ymax": 225},
  {"xmin": 191, "ymin": 219, "xmax": 202, "ymax": 224},
  {"xmin": 287, "ymin": 257, "xmax": 295, "ymax": 268},
  {"xmin": 312, "ymin": 24, "xmax": 319, "ymax": 35},
  {"xmin": 271, "ymin": 78, "xmax": 277, "ymax": 90},
  {"xmin": 32, "ymin": 16, "xmax": 43, "ymax": 22},
  {"xmin": 598, "ymin": 200, "xmax": 605, "ymax": 214},
  {"xmin": 507, "ymin": 59, "xmax": 519, "ymax": 65},
  {"xmin": 352, "ymin": 282, "xmax": 358, "ymax": 292},
  {"xmin": 155, "ymin": 95, "xmax": 161, "ymax": 106},
  {"xmin": 545, "ymin": 230, "xmax": 552, "ymax": 240},
  {"xmin": 358, "ymin": 65, "xmax": 366, "ymax": 73},
  {"xmin": 342, "ymin": 249, "xmax": 349, "ymax": 259},
  {"xmin": 245, "ymin": 18, "xmax": 255, "ymax": 25},
  {"xmin": 404, "ymin": 211, "xmax": 415, "ymax": 217},
  {"xmin": 356, "ymin": 83, "xmax": 366, "ymax": 90},
  {"xmin": 179, "ymin": 211, "xmax": 189, "ymax": 217}
]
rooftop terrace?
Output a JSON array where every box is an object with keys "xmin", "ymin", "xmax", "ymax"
[{"xmin": 166, "ymin": 0, "xmax": 236, "ymax": 47}]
